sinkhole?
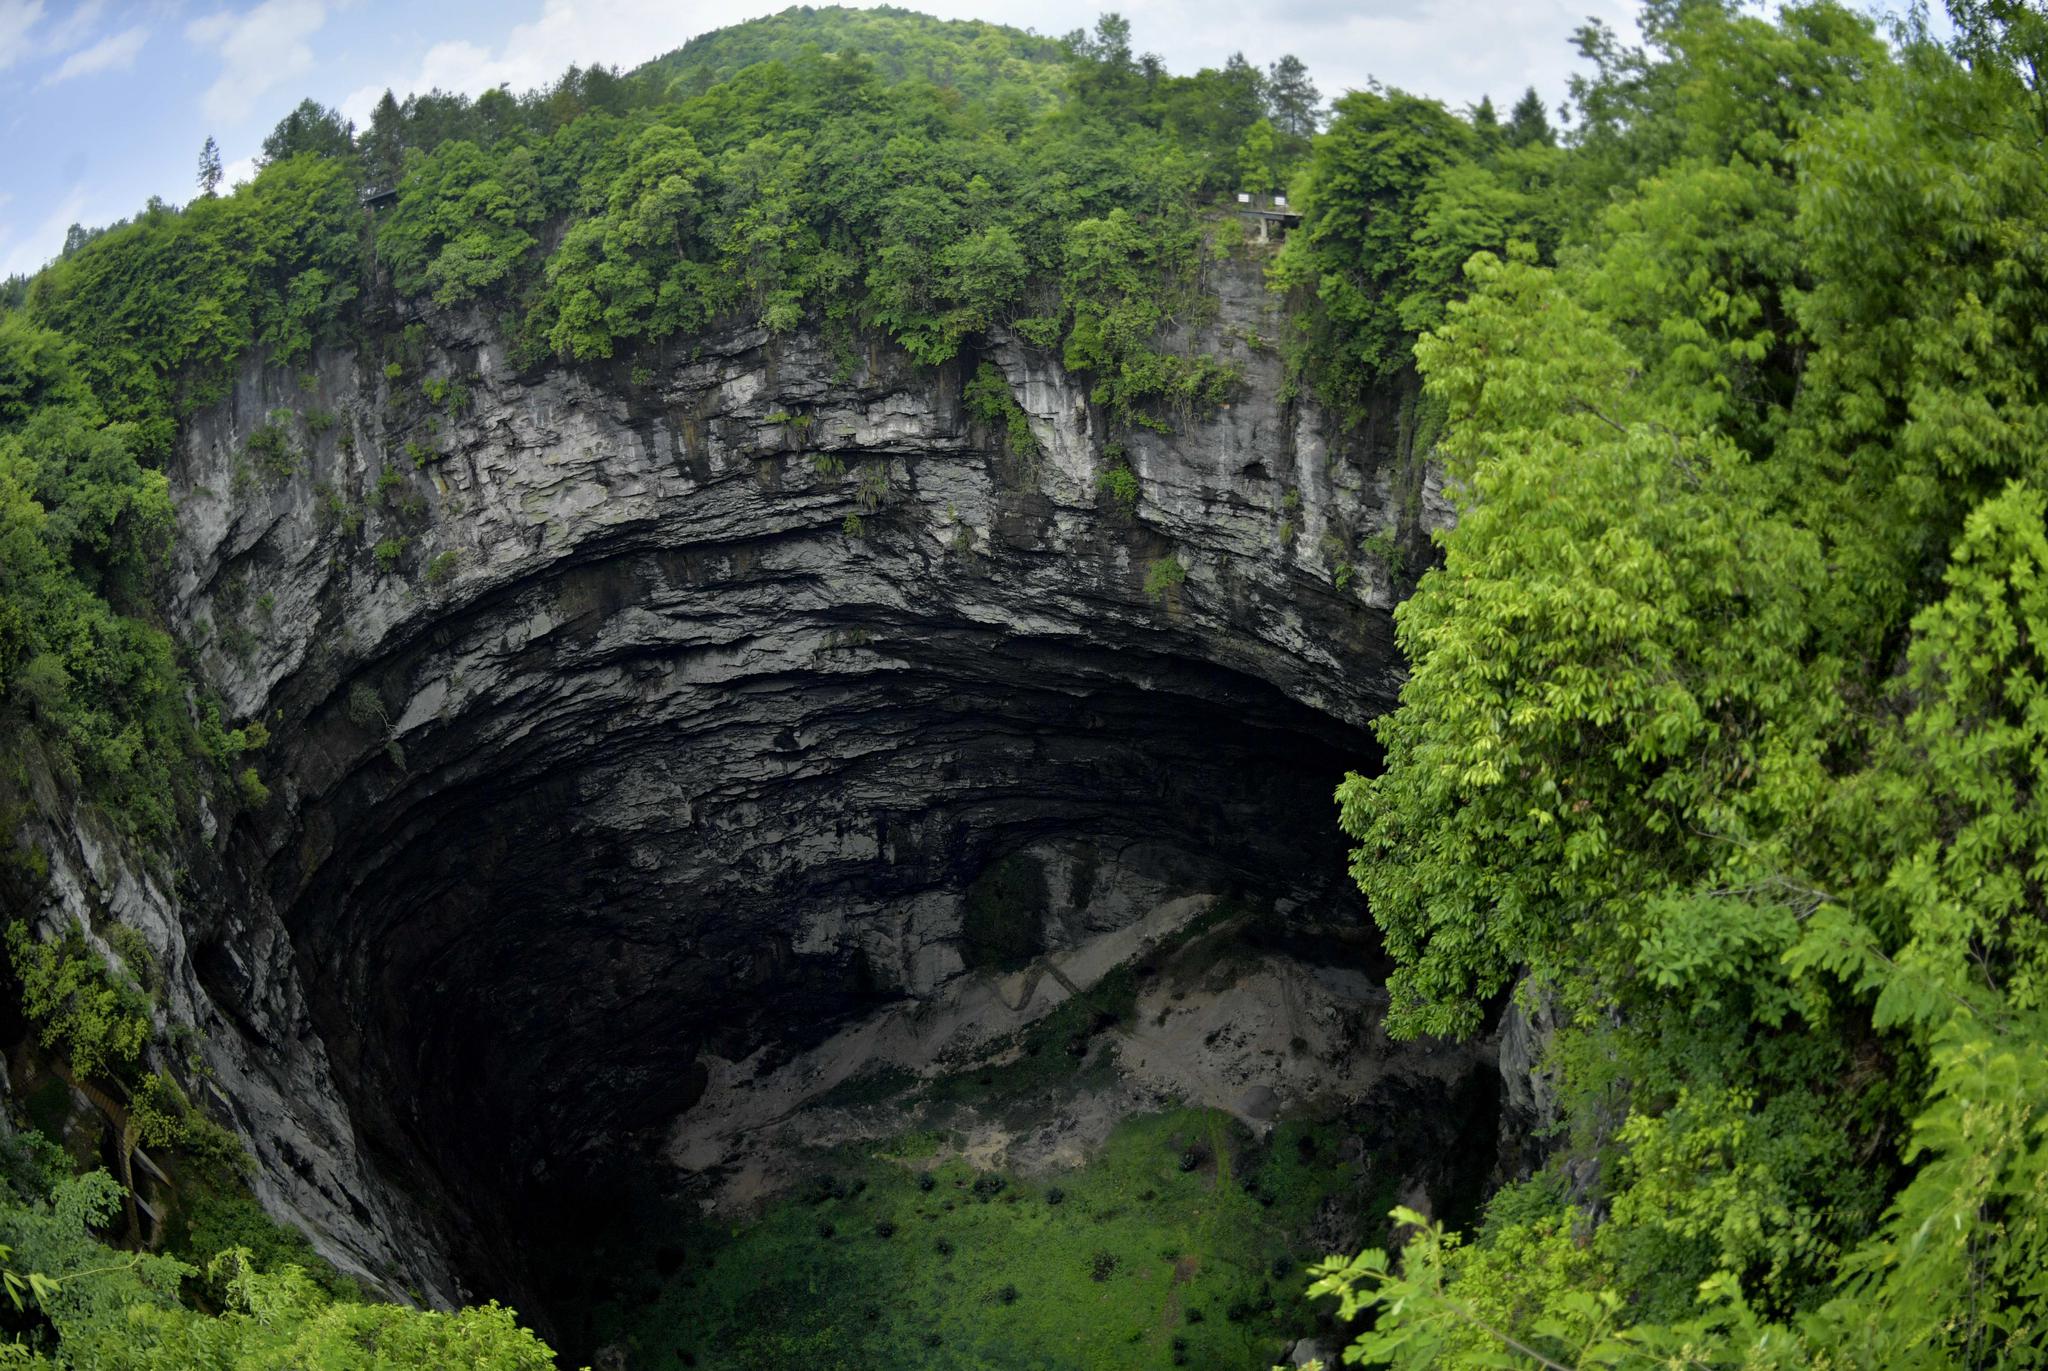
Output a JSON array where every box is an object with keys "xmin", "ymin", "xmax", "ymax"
[{"xmin": 193, "ymin": 577, "xmax": 1411, "ymax": 1337}]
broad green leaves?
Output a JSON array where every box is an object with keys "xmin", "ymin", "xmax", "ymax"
[
  {"xmin": 0, "ymin": 1166, "xmax": 559, "ymax": 1368},
  {"xmin": 1342, "ymin": 244, "xmax": 1830, "ymax": 1039},
  {"xmin": 1329, "ymin": 4, "xmax": 2048, "ymax": 1366}
]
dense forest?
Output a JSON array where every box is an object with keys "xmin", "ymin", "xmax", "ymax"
[{"xmin": 2, "ymin": 0, "xmax": 2047, "ymax": 1366}]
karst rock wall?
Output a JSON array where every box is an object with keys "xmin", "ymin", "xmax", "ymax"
[{"xmin": 20, "ymin": 254, "xmax": 1447, "ymax": 1303}]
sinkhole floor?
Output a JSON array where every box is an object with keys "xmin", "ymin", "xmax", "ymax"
[{"xmin": 585, "ymin": 1105, "xmax": 1380, "ymax": 1370}]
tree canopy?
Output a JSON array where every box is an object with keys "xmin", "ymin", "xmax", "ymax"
[{"xmin": 1323, "ymin": 2, "xmax": 2048, "ymax": 1365}]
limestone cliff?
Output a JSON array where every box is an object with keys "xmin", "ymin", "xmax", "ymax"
[{"xmin": 16, "ymin": 253, "xmax": 1447, "ymax": 1304}]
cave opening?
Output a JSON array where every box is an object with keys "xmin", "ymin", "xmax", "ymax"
[{"xmin": 227, "ymin": 605, "xmax": 1388, "ymax": 1332}]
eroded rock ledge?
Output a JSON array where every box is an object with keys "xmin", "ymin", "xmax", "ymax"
[{"xmin": 24, "ymin": 256, "xmax": 1449, "ymax": 1311}]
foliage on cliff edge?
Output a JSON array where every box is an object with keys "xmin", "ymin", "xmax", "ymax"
[{"xmin": 1330, "ymin": 2, "xmax": 2048, "ymax": 1365}]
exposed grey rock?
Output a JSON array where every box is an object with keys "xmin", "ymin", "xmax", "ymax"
[
  {"xmin": 1498, "ymin": 982, "xmax": 1563, "ymax": 1177},
  {"xmin": 19, "ymin": 254, "xmax": 1452, "ymax": 1309},
  {"xmin": 1288, "ymin": 1336, "xmax": 1336, "ymax": 1367},
  {"xmin": 13, "ymin": 742, "xmax": 456, "ymax": 1300}
]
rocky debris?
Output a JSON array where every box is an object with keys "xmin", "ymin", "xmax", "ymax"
[{"xmin": 667, "ymin": 894, "xmax": 1494, "ymax": 1219}]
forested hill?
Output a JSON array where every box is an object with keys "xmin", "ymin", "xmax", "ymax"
[
  {"xmin": 633, "ymin": 4, "xmax": 1072, "ymax": 103},
  {"xmin": 5, "ymin": 1, "xmax": 2048, "ymax": 1368}
]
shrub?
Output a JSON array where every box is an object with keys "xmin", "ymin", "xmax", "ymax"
[
  {"xmin": 804, "ymin": 1172, "xmax": 849, "ymax": 1205},
  {"xmin": 236, "ymin": 766, "xmax": 271, "ymax": 809},
  {"xmin": 245, "ymin": 417, "xmax": 299, "ymax": 478},
  {"xmin": 1358, "ymin": 528, "xmax": 1403, "ymax": 579},
  {"xmin": 964, "ymin": 362, "xmax": 1040, "ymax": 459},
  {"xmin": 1096, "ymin": 463, "xmax": 1139, "ymax": 514},
  {"xmin": 107, "ymin": 924, "xmax": 161, "ymax": 996},
  {"xmin": 1144, "ymin": 555, "xmax": 1186, "ymax": 601},
  {"xmin": 5, "ymin": 920, "xmax": 152, "ymax": 1081},
  {"xmin": 345, "ymin": 683, "xmax": 388, "ymax": 731},
  {"xmin": 856, "ymin": 466, "xmax": 888, "ymax": 514}
]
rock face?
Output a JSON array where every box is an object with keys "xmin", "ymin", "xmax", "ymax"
[{"xmin": 30, "ymin": 255, "xmax": 1445, "ymax": 1308}]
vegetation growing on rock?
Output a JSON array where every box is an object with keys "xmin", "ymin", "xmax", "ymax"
[{"xmin": 2, "ymin": 0, "xmax": 2046, "ymax": 1367}]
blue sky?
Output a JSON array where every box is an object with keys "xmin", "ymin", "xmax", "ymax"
[{"xmin": 1, "ymin": 0, "xmax": 1912, "ymax": 281}]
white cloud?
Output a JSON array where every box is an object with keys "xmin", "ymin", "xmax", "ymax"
[
  {"xmin": 220, "ymin": 155, "xmax": 260, "ymax": 189},
  {"xmin": 40, "ymin": 0, "xmax": 106, "ymax": 53},
  {"xmin": 338, "ymin": 0, "xmax": 1633, "ymax": 142},
  {"xmin": 933, "ymin": 0, "xmax": 1637, "ymax": 116},
  {"xmin": 0, "ymin": 185, "xmax": 85, "ymax": 279},
  {"xmin": 0, "ymin": 1, "xmax": 46, "ymax": 69},
  {"xmin": 186, "ymin": 0, "xmax": 330, "ymax": 125},
  {"xmin": 43, "ymin": 24, "xmax": 147, "ymax": 85},
  {"xmin": 341, "ymin": 0, "xmax": 737, "ymax": 126}
]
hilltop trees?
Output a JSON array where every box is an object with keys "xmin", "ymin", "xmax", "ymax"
[
  {"xmin": 1504, "ymin": 86, "xmax": 1552, "ymax": 145},
  {"xmin": 1264, "ymin": 54, "xmax": 1321, "ymax": 136},
  {"xmin": 1273, "ymin": 89, "xmax": 1478, "ymax": 414},
  {"xmin": 258, "ymin": 98, "xmax": 355, "ymax": 166}
]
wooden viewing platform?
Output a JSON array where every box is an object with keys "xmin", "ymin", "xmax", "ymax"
[{"xmin": 1230, "ymin": 191, "xmax": 1301, "ymax": 243}]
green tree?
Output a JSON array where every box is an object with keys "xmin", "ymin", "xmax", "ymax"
[
  {"xmin": 360, "ymin": 90, "xmax": 409, "ymax": 188},
  {"xmin": 377, "ymin": 139, "xmax": 544, "ymax": 303},
  {"xmin": 6, "ymin": 921, "xmax": 153, "ymax": 1082},
  {"xmin": 1274, "ymin": 88, "xmax": 1474, "ymax": 416},
  {"xmin": 1233, "ymin": 118, "xmax": 1284, "ymax": 193},
  {"xmin": 259, "ymin": 99, "xmax": 355, "ymax": 165},
  {"xmin": 197, "ymin": 137, "xmax": 223, "ymax": 198},
  {"xmin": 0, "ymin": 1159, "xmax": 560, "ymax": 1367},
  {"xmin": 1264, "ymin": 54, "xmax": 1321, "ymax": 136},
  {"xmin": 541, "ymin": 123, "xmax": 715, "ymax": 358},
  {"xmin": 1504, "ymin": 86, "xmax": 1552, "ymax": 146}
]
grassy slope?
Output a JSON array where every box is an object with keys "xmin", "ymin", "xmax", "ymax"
[{"xmin": 592, "ymin": 1107, "xmax": 1379, "ymax": 1370}]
